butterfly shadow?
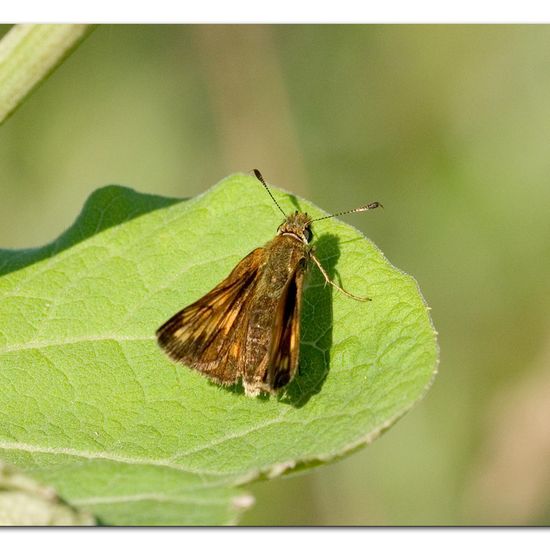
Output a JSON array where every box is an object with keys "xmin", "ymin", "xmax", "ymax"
[{"xmin": 279, "ymin": 233, "xmax": 340, "ymax": 408}]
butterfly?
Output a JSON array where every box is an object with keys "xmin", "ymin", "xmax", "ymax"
[{"xmin": 156, "ymin": 169, "xmax": 381, "ymax": 396}]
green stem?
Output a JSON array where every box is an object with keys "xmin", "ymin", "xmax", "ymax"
[{"xmin": 0, "ymin": 24, "xmax": 94, "ymax": 125}]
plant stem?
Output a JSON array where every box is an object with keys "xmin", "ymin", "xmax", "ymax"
[{"xmin": 0, "ymin": 24, "xmax": 94, "ymax": 125}]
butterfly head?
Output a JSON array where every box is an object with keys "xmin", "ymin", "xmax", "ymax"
[{"xmin": 278, "ymin": 211, "xmax": 314, "ymax": 244}]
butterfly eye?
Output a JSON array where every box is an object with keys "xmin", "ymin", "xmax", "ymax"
[{"xmin": 304, "ymin": 227, "xmax": 313, "ymax": 242}]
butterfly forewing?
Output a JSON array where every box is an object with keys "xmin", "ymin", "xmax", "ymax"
[
  {"xmin": 264, "ymin": 262, "xmax": 304, "ymax": 392},
  {"xmin": 156, "ymin": 247, "xmax": 266, "ymax": 386}
]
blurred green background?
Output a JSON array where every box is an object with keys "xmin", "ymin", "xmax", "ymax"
[{"xmin": 1, "ymin": 24, "xmax": 550, "ymax": 525}]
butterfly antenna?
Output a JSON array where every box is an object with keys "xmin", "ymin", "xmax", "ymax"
[
  {"xmin": 252, "ymin": 169, "xmax": 287, "ymax": 217},
  {"xmin": 311, "ymin": 201, "xmax": 383, "ymax": 223}
]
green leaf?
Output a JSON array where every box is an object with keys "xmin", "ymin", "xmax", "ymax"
[
  {"xmin": 0, "ymin": 460, "xmax": 95, "ymax": 525},
  {"xmin": 0, "ymin": 173, "xmax": 438, "ymax": 525}
]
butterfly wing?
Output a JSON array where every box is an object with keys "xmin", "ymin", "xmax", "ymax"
[
  {"xmin": 156, "ymin": 247, "xmax": 266, "ymax": 386},
  {"xmin": 264, "ymin": 263, "xmax": 304, "ymax": 391}
]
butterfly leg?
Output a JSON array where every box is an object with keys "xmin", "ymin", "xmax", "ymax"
[{"xmin": 309, "ymin": 252, "xmax": 371, "ymax": 302}]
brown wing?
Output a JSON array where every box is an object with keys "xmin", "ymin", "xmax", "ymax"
[
  {"xmin": 156, "ymin": 247, "xmax": 266, "ymax": 386},
  {"xmin": 242, "ymin": 258, "xmax": 305, "ymax": 396},
  {"xmin": 265, "ymin": 264, "xmax": 304, "ymax": 391}
]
